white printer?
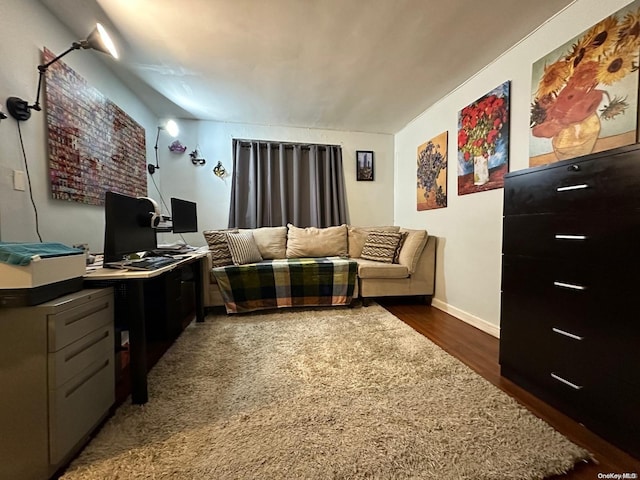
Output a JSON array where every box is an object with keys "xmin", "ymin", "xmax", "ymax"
[{"xmin": 0, "ymin": 242, "xmax": 86, "ymax": 306}]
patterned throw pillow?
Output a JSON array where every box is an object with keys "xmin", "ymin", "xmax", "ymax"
[
  {"xmin": 393, "ymin": 231, "xmax": 409, "ymax": 264},
  {"xmin": 203, "ymin": 229, "xmax": 237, "ymax": 267},
  {"xmin": 360, "ymin": 231, "xmax": 403, "ymax": 264},
  {"xmin": 226, "ymin": 231, "xmax": 264, "ymax": 265}
]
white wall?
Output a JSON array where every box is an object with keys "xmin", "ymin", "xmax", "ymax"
[
  {"xmin": 394, "ymin": 0, "xmax": 633, "ymax": 336},
  {"xmin": 0, "ymin": 0, "xmax": 394, "ymax": 253},
  {"xmin": 0, "ymin": 0, "xmax": 157, "ymax": 252},
  {"xmin": 155, "ymin": 120, "xmax": 395, "ymax": 247}
]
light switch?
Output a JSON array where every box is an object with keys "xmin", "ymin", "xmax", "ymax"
[{"xmin": 13, "ymin": 170, "xmax": 26, "ymax": 191}]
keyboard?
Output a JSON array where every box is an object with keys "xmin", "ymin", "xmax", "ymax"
[{"xmin": 106, "ymin": 256, "xmax": 180, "ymax": 271}]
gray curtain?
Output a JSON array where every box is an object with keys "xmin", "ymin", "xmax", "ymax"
[{"xmin": 228, "ymin": 139, "xmax": 348, "ymax": 228}]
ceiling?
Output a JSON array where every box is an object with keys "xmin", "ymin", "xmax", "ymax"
[{"xmin": 40, "ymin": 0, "xmax": 575, "ymax": 134}]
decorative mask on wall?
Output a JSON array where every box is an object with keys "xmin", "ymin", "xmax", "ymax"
[
  {"xmin": 168, "ymin": 140, "xmax": 187, "ymax": 153},
  {"xmin": 190, "ymin": 148, "xmax": 206, "ymax": 166},
  {"xmin": 213, "ymin": 161, "xmax": 227, "ymax": 178}
]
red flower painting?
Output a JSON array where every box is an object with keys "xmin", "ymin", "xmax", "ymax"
[{"xmin": 458, "ymin": 94, "xmax": 508, "ymax": 160}]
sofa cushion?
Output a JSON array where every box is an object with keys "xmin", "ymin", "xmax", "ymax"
[
  {"xmin": 356, "ymin": 259, "xmax": 409, "ymax": 279},
  {"xmin": 398, "ymin": 228, "xmax": 428, "ymax": 274},
  {"xmin": 360, "ymin": 231, "xmax": 403, "ymax": 264},
  {"xmin": 226, "ymin": 231, "xmax": 263, "ymax": 265},
  {"xmin": 240, "ymin": 226, "xmax": 287, "ymax": 259},
  {"xmin": 347, "ymin": 226, "xmax": 400, "ymax": 258},
  {"xmin": 203, "ymin": 229, "xmax": 237, "ymax": 268},
  {"xmin": 286, "ymin": 224, "xmax": 348, "ymax": 258}
]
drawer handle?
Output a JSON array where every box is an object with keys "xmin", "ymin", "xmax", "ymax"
[
  {"xmin": 65, "ymin": 359, "xmax": 110, "ymax": 398},
  {"xmin": 554, "ymin": 234, "xmax": 587, "ymax": 241},
  {"xmin": 556, "ymin": 184, "xmax": 589, "ymax": 192},
  {"xmin": 552, "ymin": 327, "xmax": 584, "ymax": 341},
  {"xmin": 64, "ymin": 329, "xmax": 110, "ymax": 362},
  {"xmin": 553, "ymin": 281, "xmax": 587, "ymax": 291},
  {"xmin": 551, "ymin": 372, "xmax": 583, "ymax": 390}
]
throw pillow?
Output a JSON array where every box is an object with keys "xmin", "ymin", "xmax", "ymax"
[
  {"xmin": 347, "ymin": 225, "xmax": 400, "ymax": 258},
  {"xmin": 203, "ymin": 229, "xmax": 237, "ymax": 268},
  {"xmin": 360, "ymin": 231, "xmax": 403, "ymax": 264},
  {"xmin": 226, "ymin": 231, "xmax": 263, "ymax": 265},
  {"xmin": 393, "ymin": 231, "xmax": 409, "ymax": 264},
  {"xmin": 239, "ymin": 226, "xmax": 287, "ymax": 259},
  {"xmin": 397, "ymin": 228, "xmax": 428, "ymax": 273},
  {"xmin": 286, "ymin": 224, "xmax": 348, "ymax": 258}
]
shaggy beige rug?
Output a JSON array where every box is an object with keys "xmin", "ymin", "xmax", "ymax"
[{"xmin": 61, "ymin": 304, "xmax": 590, "ymax": 479}]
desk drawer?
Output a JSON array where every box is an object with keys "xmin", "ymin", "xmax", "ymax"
[
  {"xmin": 49, "ymin": 354, "xmax": 114, "ymax": 465},
  {"xmin": 48, "ymin": 295, "xmax": 113, "ymax": 351},
  {"xmin": 504, "ymin": 149, "xmax": 640, "ymax": 215},
  {"xmin": 49, "ymin": 324, "xmax": 114, "ymax": 389}
]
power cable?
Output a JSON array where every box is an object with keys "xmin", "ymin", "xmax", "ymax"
[
  {"xmin": 17, "ymin": 122, "xmax": 43, "ymax": 242},
  {"xmin": 148, "ymin": 169, "xmax": 187, "ymax": 244}
]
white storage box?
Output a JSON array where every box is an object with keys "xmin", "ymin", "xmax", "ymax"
[{"xmin": 0, "ymin": 254, "xmax": 86, "ymax": 289}]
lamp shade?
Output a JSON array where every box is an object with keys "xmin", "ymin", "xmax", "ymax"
[{"xmin": 84, "ymin": 23, "xmax": 118, "ymax": 59}]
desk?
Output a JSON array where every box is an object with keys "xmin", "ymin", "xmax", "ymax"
[{"xmin": 84, "ymin": 249, "xmax": 207, "ymax": 404}]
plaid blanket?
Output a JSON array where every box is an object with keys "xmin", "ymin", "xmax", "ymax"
[{"xmin": 212, "ymin": 257, "xmax": 357, "ymax": 314}]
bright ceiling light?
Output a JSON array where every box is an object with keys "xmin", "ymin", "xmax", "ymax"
[{"xmin": 164, "ymin": 119, "xmax": 179, "ymax": 137}]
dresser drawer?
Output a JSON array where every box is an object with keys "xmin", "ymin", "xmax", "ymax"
[
  {"xmin": 49, "ymin": 354, "xmax": 114, "ymax": 465},
  {"xmin": 48, "ymin": 294, "xmax": 113, "ymax": 352},
  {"xmin": 500, "ymin": 292, "xmax": 596, "ymax": 373},
  {"xmin": 502, "ymin": 213, "xmax": 640, "ymax": 259},
  {"xmin": 501, "ymin": 290, "xmax": 638, "ymax": 383},
  {"xmin": 501, "ymin": 255, "xmax": 638, "ymax": 301},
  {"xmin": 48, "ymin": 323, "xmax": 114, "ymax": 389},
  {"xmin": 504, "ymin": 147, "xmax": 640, "ymax": 215}
]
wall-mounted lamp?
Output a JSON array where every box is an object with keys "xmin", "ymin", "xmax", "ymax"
[
  {"xmin": 149, "ymin": 119, "xmax": 179, "ymax": 175},
  {"xmin": 6, "ymin": 23, "xmax": 118, "ymax": 122}
]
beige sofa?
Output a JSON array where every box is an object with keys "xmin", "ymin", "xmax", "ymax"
[{"xmin": 201, "ymin": 224, "xmax": 436, "ymax": 310}]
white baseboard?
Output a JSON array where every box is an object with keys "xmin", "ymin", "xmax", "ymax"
[{"xmin": 431, "ymin": 298, "xmax": 500, "ymax": 338}]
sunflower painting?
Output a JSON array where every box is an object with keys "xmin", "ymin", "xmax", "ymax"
[{"xmin": 529, "ymin": 0, "xmax": 640, "ymax": 166}]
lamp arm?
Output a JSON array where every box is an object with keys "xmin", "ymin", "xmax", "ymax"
[
  {"xmin": 153, "ymin": 126, "xmax": 161, "ymax": 169},
  {"xmin": 31, "ymin": 44, "xmax": 81, "ymax": 112}
]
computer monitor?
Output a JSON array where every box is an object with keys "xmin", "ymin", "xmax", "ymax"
[
  {"xmin": 103, "ymin": 191, "xmax": 158, "ymax": 263},
  {"xmin": 171, "ymin": 198, "xmax": 198, "ymax": 233}
]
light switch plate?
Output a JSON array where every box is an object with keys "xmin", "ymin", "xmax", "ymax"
[{"xmin": 13, "ymin": 170, "xmax": 26, "ymax": 191}]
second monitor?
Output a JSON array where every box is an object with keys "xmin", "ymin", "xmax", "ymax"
[{"xmin": 171, "ymin": 198, "xmax": 198, "ymax": 233}]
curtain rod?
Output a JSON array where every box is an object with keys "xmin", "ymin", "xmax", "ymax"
[{"xmin": 234, "ymin": 138, "xmax": 342, "ymax": 148}]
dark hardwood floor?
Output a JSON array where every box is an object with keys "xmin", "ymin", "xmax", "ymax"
[{"xmin": 378, "ymin": 298, "xmax": 640, "ymax": 479}]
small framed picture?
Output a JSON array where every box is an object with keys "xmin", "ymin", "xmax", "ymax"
[{"xmin": 356, "ymin": 150, "xmax": 374, "ymax": 181}]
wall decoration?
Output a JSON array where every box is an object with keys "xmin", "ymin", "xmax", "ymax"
[
  {"xmin": 169, "ymin": 140, "xmax": 187, "ymax": 153},
  {"xmin": 529, "ymin": 1, "xmax": 640, "ymax": 167},
  {"xmin": 457, "ymin": 81, "xmax": 510, "ymax": 196},
  {"xmin": 356, "ymin": 150, "xmax": 374, "ymax": 181},
  {"xmin": 417, "ymin": 131, "xmax": 448, "ymax": 211},
  {"xmin": 213, "ymin": 161, "xmax": 228, "ymax": 179},
  {"xmin": 43, "ymin": 48, "xmax": 147, "ymax": 205}
]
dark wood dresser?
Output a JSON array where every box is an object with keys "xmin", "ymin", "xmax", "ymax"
[{"xmin": 500, "ymin": 144, "xmax": 640, "ymax": 459}]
